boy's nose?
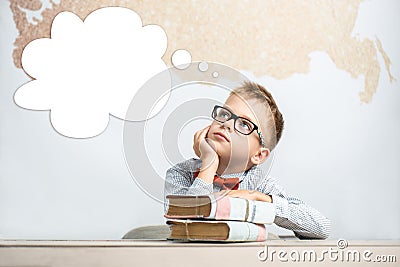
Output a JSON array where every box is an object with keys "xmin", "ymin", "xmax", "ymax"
[{"xmin": 222, "ymin": 119, "xmax": 234, "ymax": 132}]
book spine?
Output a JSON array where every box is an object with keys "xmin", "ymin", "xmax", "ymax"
[{"xmin": 226, "ymin": 221, "xmax": 267, "ymax": 241}]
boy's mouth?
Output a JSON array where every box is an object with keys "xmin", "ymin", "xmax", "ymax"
[{"xmin": 214, "ymin": 132, "xmax": 230, "ymax": 142}]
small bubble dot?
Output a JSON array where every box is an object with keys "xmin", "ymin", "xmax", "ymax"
[
  {"xmin": 198, "ymin": 61, "xmax": 208, "ymax": 72},
  {"xmin": 171, "ymin": 49, "xmax": 191, "ymax": 69}
]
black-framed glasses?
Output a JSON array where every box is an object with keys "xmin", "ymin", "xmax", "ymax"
[{"xmin": 211, "ymin": 105, "xmax": 266, "ymax": 147}]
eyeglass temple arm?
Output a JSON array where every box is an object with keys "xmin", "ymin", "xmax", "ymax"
[{"xmin": 257, "ymin": 129, "xmax": 266, "ymax": 148}]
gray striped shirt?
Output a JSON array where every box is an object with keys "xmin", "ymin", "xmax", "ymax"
[{"xmin": 164, "ymin": 158, "xmax": 331, "ymax": 239}]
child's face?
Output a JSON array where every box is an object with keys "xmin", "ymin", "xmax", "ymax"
[{"xmin": 207, "ymin": 94, "xmax": 270, "ymax": 169}]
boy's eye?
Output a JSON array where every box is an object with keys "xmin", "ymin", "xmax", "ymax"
[
  {"xmin": 218, "ymin": 110, "xmax": 230, "ymax": 119},
  {"xmin": 238, "ymin": 119, "xmax": 252, "ymax": 131}
]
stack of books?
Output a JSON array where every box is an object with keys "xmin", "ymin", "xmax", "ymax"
[{"xmin": 164, "ymin": 194, "xmax": 276, "ymax": 242}]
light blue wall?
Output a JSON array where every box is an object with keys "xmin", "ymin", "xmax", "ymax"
[{"xmin": 1, "ymin": 0, "xmax": 399, "ymax": 239}]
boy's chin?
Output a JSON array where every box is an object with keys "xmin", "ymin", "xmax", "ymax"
[
  {"xmin": 224, "ymin": 154, "xmax": 252, "ymax": 164},
  {"xmin": 216, "ymin": 151, "xmax": 245, "ymax": 162},
  {"xmin": 214, "ymin": 149, "xmax": 228, "ymax": 160}
]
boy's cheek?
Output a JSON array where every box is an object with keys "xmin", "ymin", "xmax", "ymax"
[
  {"xmin": 230, "ymin": 140, "xmax": 254, "ymax": 159},
  {"xmin": 231, "ymin": 137, "xmax": 250, "ymax": 151},
  {"xmin": 206, "ymin": 123, "xmax": 215, "ymax": 138}
]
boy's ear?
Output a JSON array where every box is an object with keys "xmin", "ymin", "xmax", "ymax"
[{"xmin": 250, "ymin": 147, "xmax": 270, "ymax": 165}]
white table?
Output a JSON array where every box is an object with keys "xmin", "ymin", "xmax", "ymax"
[{"xmin": 1, "ymin": 239, "xmax": 399, "ymax": 266}]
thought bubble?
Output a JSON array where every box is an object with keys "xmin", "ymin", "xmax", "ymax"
[
  {"xmin": 14, "ymin": 7, "xmax": 168, "ymax": 138},
  {"xmin": 171, "ymin": 49, "xmax": 191, "ymax": 69}
]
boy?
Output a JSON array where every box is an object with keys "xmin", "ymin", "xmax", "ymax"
[{"xmin": 164, "ymin": 81, "xmax": 330, "ymax": 239}]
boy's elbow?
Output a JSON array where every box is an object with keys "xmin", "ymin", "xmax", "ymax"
[
  {"xmin": 295, "ymin": 217, "xmax": 331, "ymax": 240},
  {"xmin": 310, "ymin": 211, "xmax": 331, "ymax": 240},
  {"xmin": 312, "ymin": 227, "xmax": 330, "ymax": 240},
  {"xmin": 311, "ymin": 217, "xmax": 331, "ymax": 240},
  {"xmin": 319, "ymin": 217, "xmax": 331, "ymax": 239}
]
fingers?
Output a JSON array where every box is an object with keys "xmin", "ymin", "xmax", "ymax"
[
  {"xmin": 199, "ymin": 125, "xmax": 210, "ymax": 140},
  {"xmin": 193, "ymin": 125, "xmax": 211, "ymax": 157},
  {"xmin": 217, "ymin": 190, "xmax": 255, "ymax": 200},
  {"xmin": 193, "ymin": 125, "xmax": 209, "ymax": 144},
  {"xmin": 215, "ymin": 190, "xmax": 229, "ymax": 199}
]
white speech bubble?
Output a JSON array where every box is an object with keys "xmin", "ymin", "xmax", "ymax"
[{"xmin": 14, "ymin": 7, "xmax": 168, "ymax": 138}]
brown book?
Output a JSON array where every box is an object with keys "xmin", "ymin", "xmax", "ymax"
[
  {"xmin": 165, "ymin": 194, "xmax": 276, "ymax": 224},
  {"xmin": 167, "ymin": 219, "xmax": 267, "ymax": 242}
]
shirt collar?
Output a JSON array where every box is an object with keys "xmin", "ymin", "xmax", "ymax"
[
  {"xmin": 219, "ymin": 164, "xmax": 258, "ymax": 181},
  {"xmin": 194, "ymin": 158, "xmax": 259, "ymax": 181}
]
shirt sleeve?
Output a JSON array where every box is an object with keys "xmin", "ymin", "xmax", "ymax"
[
  {"xmin": 256, "ymin": 176, "xmax": 331, "ymax": 239},
  {"xmin": 164, "ymin": 159, "xmax": 213, "ymax": 213}
]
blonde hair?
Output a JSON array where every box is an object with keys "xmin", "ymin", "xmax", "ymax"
[{"xmin": 230, "ymin": 81, "xmax": 284, "ymax": 150}]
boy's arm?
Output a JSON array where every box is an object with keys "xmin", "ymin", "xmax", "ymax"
[
  {"xmin": 257, "ymin": 177, "xmax": 331, "ymax": 239},
  {"xmin": 164, "ymin": 159, "xmax": 214, "ymax": 213}
]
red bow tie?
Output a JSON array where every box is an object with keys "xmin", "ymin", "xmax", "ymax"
[{"xmin": 193, "ymin": 169, "xmax": 240, "ymax": 190}]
